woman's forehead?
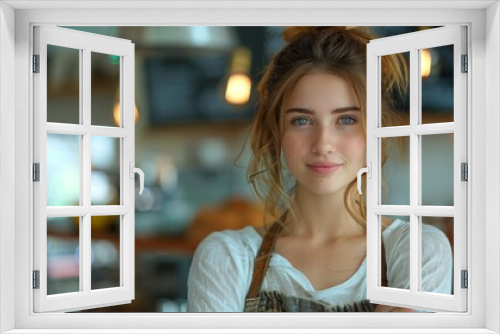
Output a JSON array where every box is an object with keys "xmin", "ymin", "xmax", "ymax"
[{"xmin": 285, "ymin": 73, "xmax": 360, "ymax": 109}]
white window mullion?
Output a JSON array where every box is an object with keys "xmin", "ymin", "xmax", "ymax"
[
  {"xmin": 409, "ymin": 46, "xmax": 420, "ymax": 297},
  {"xmin": 372, "ymin": 205, "xmax": 411, "ymax": 215},
  {"xmin": 91, "ymin": 126, "xmax": 130, "ymax": 138},
  {"xmin": 413, "ymin": 123, "xmax": 454, "ymax": 135},
  {"xmin": 46, "ymin": 205, "xmax": 130, "ymax": 217},
  {"xmin": 373, "ymin": 123, "xmax": 454, "ymax": 137},
  {"xmin": 454, "ymin": 26, "xmax": 469, "ymax": 313},
  {"xmin": 372, "ymin": 205, "xmax": 454, "ymax": 217},
  {"xmin": 82, "ymin": 47, "xmax": 92, "ymax": 295},
  {"xmin": 46, "ymin": 123, "xmax": 130, "ymax": 138},
  {"xmin": 365, "ymin": 46, "xmax": 378, "ymax": 290},
  {"xmin": 122, "ymin": 49, "xmax": 135, "ymax": 295},
  {"xmin": 372, "ymin": 126, "xmax": 411, "ymax": 137},
  {"xmin": 78, "ymin": 47, "xmax": 84, "ymax": 293},
  {"xmin": 81, "ymin": 214, "xmax": 91, "ymax": 294},
  {"xmin": 120, "ymin": 56, "xmax": 125, "ymax": 288},
  {"xmin": 90, "ymin": 205, "xmax": 130, "ymax": 215},
  {"xmin": 33, "ymin": 26, "xmax": 49, "ymax": 307}
]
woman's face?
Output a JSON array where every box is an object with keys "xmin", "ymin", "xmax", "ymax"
[{"xmin": 282, "ymin": 72, "xmax": 365, "ymax": 196}]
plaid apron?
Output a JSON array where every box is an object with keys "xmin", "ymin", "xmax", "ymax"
[{"xmin": 244, "ymin": 222, "xmax": 387, "ymax": 312}]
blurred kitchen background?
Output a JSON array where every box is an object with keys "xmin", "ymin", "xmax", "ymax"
[{"xmin": 45, "ymin": 26, "xmax": 455, "ymax": 312}]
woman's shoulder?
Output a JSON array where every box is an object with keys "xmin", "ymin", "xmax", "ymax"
[
  {"xmin": 383, "ymin": 219, "xmax": 451, "ymax": 251},
  {"xmin": 384, "ymin": 218, "xmax": 449, "ymax": 236},
  {"xmin": 187, "ymin": 226, "xmax": 263, "ymax": 311},
  {"xmin": 194, "ymin": 225, "xmax": 262, "ymax": 260}
]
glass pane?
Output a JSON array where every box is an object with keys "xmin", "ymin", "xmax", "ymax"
[
  {"xmin": 47, "ymin": 45, "xmax": 80, "ymax": 124},
  {"xmin": 47, "ymin": 133, "xmax": 80, "ymax": 206},
  {"xmin": 421, "ymin": 134, "xmax": 454, "ymax": 206},
  {"xmin": 381, "ymin": 136, "xmax": 410, "ymax": 205},
  {"xmin": 381, "ymin": 52, "xmax": 410, "ymax": 127},
  {"xmin": 91, "ymin": 136, "xmax": 121, "ymax": 205},
  {"xmin": 47, "ymin": 217, "xmax": 80, "ymax": 295},
  {"xmin": 91, "ymin": 215, "xmax": 120, "ymax": 290},
  {"xmin": 420, "ymin": 216, "xmax": 454, "ymax": 295},
  {"xmin": 381, "ymin": 215, "xmax": 410, "ymax": 290},
  {"xmin": 421, "ymin": 45, "xmax": 454, "ymax": 124},
  {"xmin": 91, "ymin": 52, "xmax": 120, "ymax": 127}
]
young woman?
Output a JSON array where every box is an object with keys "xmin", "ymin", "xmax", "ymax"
[{"xmin": 187, "ymin": 26, "xmax": 453, "ymax": 312}]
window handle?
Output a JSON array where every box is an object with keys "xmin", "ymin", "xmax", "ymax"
[
  {"xmin": 357, "ymin": 162, "xmax": 371, "ymax": 195},
  {"xmin": 129, "ymin": 162, "xmax": 144, "ymax": 195}
]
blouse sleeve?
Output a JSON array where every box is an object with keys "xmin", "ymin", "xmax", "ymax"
[
  {"xmin": 187, "ymin": 230, "xmax": 253, "ymax": 312},
  {"xmin": 384, "ymin": 221, "xmax": 453, "ymax": 294}
]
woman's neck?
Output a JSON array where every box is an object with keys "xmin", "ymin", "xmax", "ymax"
[{"xmin": 285, "ymin": 185, "xmax": 364, "ymax": 243}]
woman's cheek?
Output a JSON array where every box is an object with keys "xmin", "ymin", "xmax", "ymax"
[
  {"xmin": 341, "ymin": 132, "xmax": 366, "ymax": 151},
  {"xmin": 351, "ymin": 134, "xmax": 367, "ymax": 166},
  {"xmin": 282, "ymin": 134, "xmax": 301, "ymax": 167}
]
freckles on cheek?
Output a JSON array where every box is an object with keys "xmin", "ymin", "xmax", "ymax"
[
  {"xmin": 341, "ymin": 133, "xmax": 366, "ymax": 151},
  {"xmin": 282, "ymin": 134, "xmax": 300, "ymax": 162}
]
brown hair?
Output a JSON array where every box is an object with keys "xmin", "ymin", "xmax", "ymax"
[{"xmin": 247, "ymin": 26, "xmax": 407, "ymax": 229}]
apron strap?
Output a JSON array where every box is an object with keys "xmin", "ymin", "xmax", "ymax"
[
  {"xmin": 245, "ymin": 222, "xmax": 283, "ymax": 299},
  {"xmin": 381, "ymin": 238, "xmax": 388, "ymax": 287}
]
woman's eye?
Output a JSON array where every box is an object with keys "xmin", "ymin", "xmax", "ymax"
[
  {"xmin": 338, "ymin": 116, "xmax": 356, "ymax": 125},
  {"xmin": 291, "ymin": 117, "xmax": 311, "ymax": 126}
]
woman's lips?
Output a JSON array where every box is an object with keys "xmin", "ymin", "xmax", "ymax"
[{"xmin": 306, "ymin": 163, "xmax": 343, "ymax": 174}]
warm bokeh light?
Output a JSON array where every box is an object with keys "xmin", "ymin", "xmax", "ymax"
[
  {"xmin": 113, "ymin": 102, "xmax": 139, "ymax": 126},
  {"xmin": 421, "ymin": 49, "xmax": 432, "ymax": 78},
  {"xmin": 224, "ymin": 74, "xmax": 252, "ymax": 105}
]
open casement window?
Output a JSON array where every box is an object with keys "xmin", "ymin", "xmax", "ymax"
[
  {"xmin": 33, "ymin": 26, "xmax": 141, "ymax": 312},
  {"xmin": 365, "ymin": 26, "xmax": 467, "ymax": 312}
]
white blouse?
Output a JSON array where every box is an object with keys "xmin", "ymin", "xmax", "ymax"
[{"xmin": 187, "ymin": 219, "xmax": 453, "ymax": 312}]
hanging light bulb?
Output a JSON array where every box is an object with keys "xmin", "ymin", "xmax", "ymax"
[
  {"xmin": 421, "ymin": 49, "xmax": 432, "ymax": 78},
  {"xmin": 225, "ymin": 74, "xmax": 252, "ymax": 105},
  {"xmin": 224, "ymin": 47, "xmax": 252, "ymax": 105},
  {"xmin": 113, "ymin": 101, "xmax": 139, "ymax": 126},
  {"xmin": 111, "ymin": 82, "xmax": 139, "ymax": 126}
]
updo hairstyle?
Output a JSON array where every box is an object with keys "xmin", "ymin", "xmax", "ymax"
[{"xmin": 247, "ymin": 26, "xmax": 408, "ymax": 229}]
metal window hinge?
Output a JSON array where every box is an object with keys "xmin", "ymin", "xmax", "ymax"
[
  {"xmin": 461, "ymin": 54, "xmax": 468, "ymax": 73},
  {"xmin": 33, "ymin": 163, "xmax": 40, "ymax": 182},
  {"xmin": 33, "ymin": 270, "xmax": 40, "ymax": 289},
  {"xmin": 461, "ymin": 270, "xmax": 468, "ymax": 289},
  {"xmin": 461, "ymin": 163, "xmax": 468, "ymax": 181},
  {"xmin": 33, "ymin": 54, "xmax": 40, "ymax": 73}
]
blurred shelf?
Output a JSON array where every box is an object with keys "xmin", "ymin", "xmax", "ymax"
[{"xmin": 47, "ymin": 228, "xmax": 199, "ymax": 256}]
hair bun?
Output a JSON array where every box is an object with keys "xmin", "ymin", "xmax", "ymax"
[{"xmin": 282, "ymin": 26, "xmax": 353, "ymax": 43}]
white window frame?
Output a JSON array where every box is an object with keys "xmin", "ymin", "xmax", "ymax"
[
  {"xmin": 365, "ymin": 26, "xmax": 468, "ymax": 312},
  {"xmin": 33, "ymin": 26, "xmax": 136, "ymax": 313},
  {"xmin": 1, "ymin": 1, "xmax": 499, "ymax": 333}
]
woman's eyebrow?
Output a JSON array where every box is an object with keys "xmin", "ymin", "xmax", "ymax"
[
  {"xmin": 333, "ymin": 106, "xmax": 361, "ymax": 113},
  {"xmin": 285, "ymin": 106, "xmax": 361, "ymax": 114}
]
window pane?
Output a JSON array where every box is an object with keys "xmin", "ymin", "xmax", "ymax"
[
  {"xmin": 91, "ymin": 215, "xmax": 120, "ymax": 290},
  {"xmin": 47, "ymin": 217, "xmax": 80, "ymax": 295},
  {"xmin": 421, "ymin": 45, "xmax": 454, "ymax": 124},
  {"xmin": 47, "ymin": 45, "xmax": 80, "ymax": 124},
  {"xmin": 420, "ymin": 216, "xmax": 454, "ymax": 295},
  {"xmin": 381, "ymin": 52, "xmax": 410, "ymax": 127},
  {"xmin": 381, "ymin": 136, "xmax": 409, "ymax": 205},
  {"xmin": 91, "ymin": 52, "xmax": 120, "ymax": 127},
  {"xmin": 91, "ymin": 136, "xmax": 121, "ymax": 205},
  {"xmin": 381, "ymin": 215, "xmax": 410, "ymax": 290},
  {"xmin": 421, "ymin": 134, "xmax": 454, "ymax": 206},
  {"xmin": 47, "ymin": 133, "xmax": 80, "ymax": 206}
]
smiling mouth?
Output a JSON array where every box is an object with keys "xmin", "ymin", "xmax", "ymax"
[{"xmin": 306, "ymin": 164, "xmax": 343, "ymax": 174}]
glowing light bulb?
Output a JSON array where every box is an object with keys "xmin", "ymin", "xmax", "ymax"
[
  {"xmin": 421, "ymin": 49, "xmax": 432, "ymax": 78},
  {"xmin": 225, "ymin": 73, "xmax": 252, "ymax": 105},
  {"xmin": 113, "ymin": 102, "xmax": 139, "ymax": 126}
]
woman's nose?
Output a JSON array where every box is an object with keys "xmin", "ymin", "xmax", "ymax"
[{"xmin": 311, "ymin": 126, "xmax": 336, "ymax": 155}]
